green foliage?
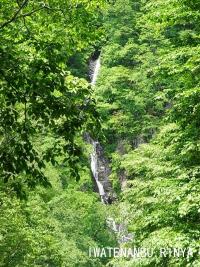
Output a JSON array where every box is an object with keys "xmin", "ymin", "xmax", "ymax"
[
  {"xmin": 114, "ymin": 125, "xmax": 200, "ymax": 266},
  {"xmin": 94, "ymin": 0, "xmax": 200, "ymax": 266},
  {"xmin": 95, "ymin": 0, "xmax": 165, "ymax": 153},
  {"xmin": 0, "ymin": 188, "xmax": 116, "ymax": 266},
  {"xmin": 0, "ymin": 0, "xmax": 106, "ymax": 194},
  {"xmin": 0, "ymin": 1, "xmax": 118, "ymax": 267},
  {"xmin": 2, "ymin": 0, "xmax": 200, "ymax": 266}
]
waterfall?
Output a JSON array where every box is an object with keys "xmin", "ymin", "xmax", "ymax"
[
  {"xmin": 90, "ymin": 57, "xmax": 101, "ymax": 85},
  {"xmin": 91, "ymin": 141, "xmax": 106, "ymax": 203},
  {"xmin": 89, "ymin": 53, "xmax": 133, "ymax": 244},
  {"xmin": 90, "ymin": 56, "xmax": 106, "ymax": 203}
]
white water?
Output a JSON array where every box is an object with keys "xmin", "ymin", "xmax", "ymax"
[
  {"xmin": 91, "ymin": 141, "xmax": 105, "ymax": 203},
  {"xmin": 91, "ymin": 57, "xmax": 101, "ymax": 85},
  {"xmin": 90, "ymin": 57, "xmax": 106, "ymax": 203}
]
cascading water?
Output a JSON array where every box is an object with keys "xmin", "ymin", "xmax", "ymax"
[
  {"xmin": 89, "ymin": 55, "xmax": 113, "ymax": 203},
  {"xmin": 90, "ymin": 141, "xmax": 106, "ymax": 203},
  {"xmin": 89, "ymin": 56, "xmax": 109, "ymax": 203},
  {"xmin": 91, "ymin": 57, "xmax": 101, "ymax": 86},
  {"xmin": 89, "ymin": 52, "xmax": 133, "ymax": 243}
]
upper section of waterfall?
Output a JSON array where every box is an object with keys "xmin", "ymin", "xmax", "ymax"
[{"xmin": 89, "ymin": 53, "xmax": 101, "ymax": 85}]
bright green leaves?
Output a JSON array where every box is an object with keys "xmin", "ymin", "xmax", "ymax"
[
  {"xmin": 0, "ymin": 1, "xmax": 115, "ymax": 266},
  {"xmin": 172, "ymin": 88, "xmax": 200, "ymax": 129},
  {"xmin": 0, "ymin": 0, "xmax": 106, "ymax": 195},
  {"xmin": 0, "ymin": 188, "xmax": 116, "ymax": 266},
  {"xmin": 93, "ymin": 0, "xmax": 200, "ymax": 266},
  {"xmin": 118, "ymin": 126, "xmax": 200, "ymax": 266}
]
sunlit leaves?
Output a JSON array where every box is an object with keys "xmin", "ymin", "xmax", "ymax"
[{"xmin": 0, "ymin": 0, "xmax": 106, "ymax": 194}]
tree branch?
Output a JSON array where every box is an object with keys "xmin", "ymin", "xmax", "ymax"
[
  {"xmin": 0, "ymin": 2, "xmax": 66, "ymax": 30},
  {"xmin": 0, "ymin": 0, "xmax": 29, "ymax": 30},
  {"xmin": 19, "ymin": 6, "xmax": 46, "ymax": 18}
]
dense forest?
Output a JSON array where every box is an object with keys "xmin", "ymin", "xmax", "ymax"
[{"xmin": 0, "ymin": 0, "xmax": 200, "ymax": 266}]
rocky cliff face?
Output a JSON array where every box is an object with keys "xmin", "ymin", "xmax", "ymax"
[
  {"xmin": 85, "ymin": 132, "xmax": 115, "ymax": 204},
  {"xmin": 92, "ymin": 141, "xmax": 115, "ymax": 203}
]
